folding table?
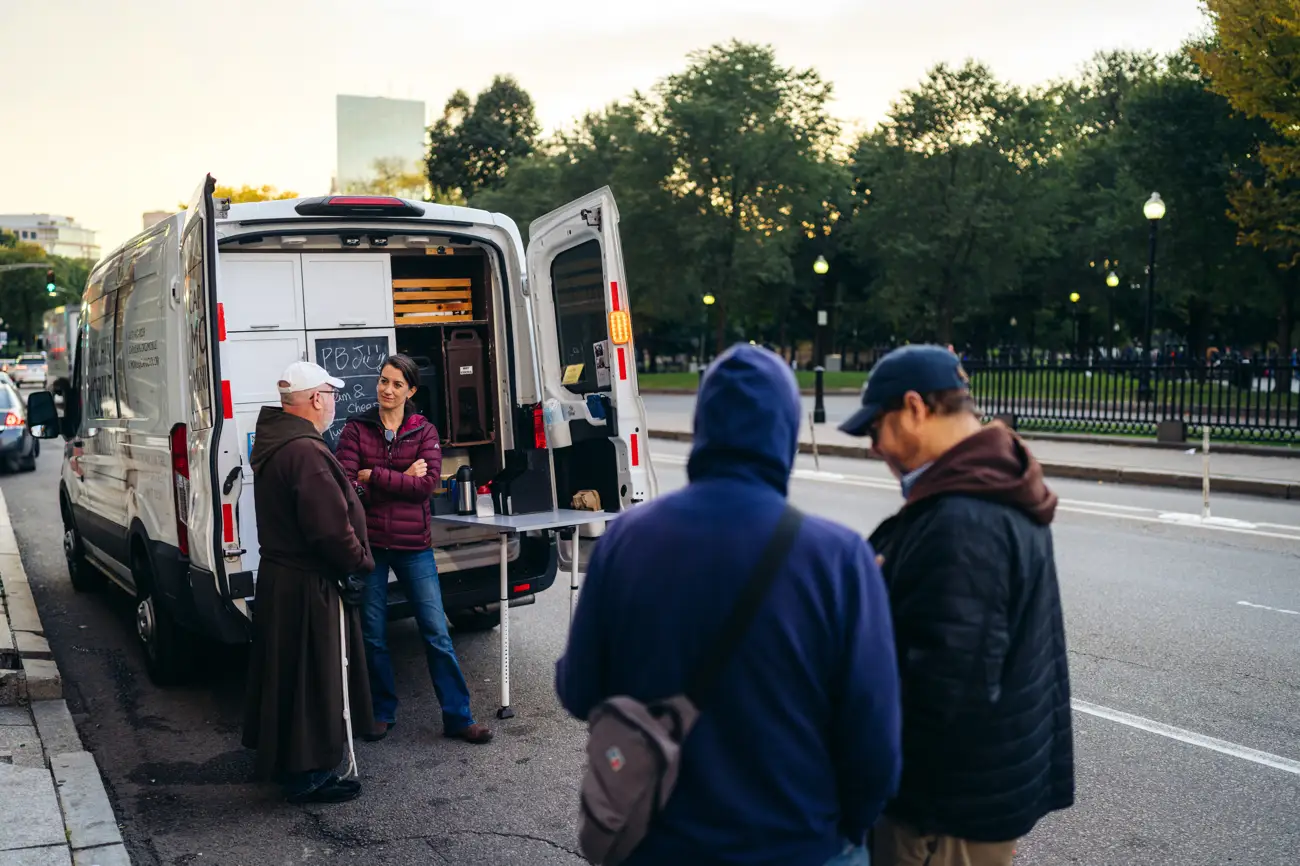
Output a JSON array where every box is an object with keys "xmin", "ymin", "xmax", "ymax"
[{"xmin": 431, "ymin": 509, "xmax": 619, "ymax": 719}]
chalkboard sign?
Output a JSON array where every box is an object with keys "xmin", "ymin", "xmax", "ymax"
[{"xmin": 314, "ymin": 334, "xmax": 392, "ymax": 449}]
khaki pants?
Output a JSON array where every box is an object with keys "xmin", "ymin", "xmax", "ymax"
[{"xmin": 872, "ymin": 816, "xmax": 1018, "ymax": 866}]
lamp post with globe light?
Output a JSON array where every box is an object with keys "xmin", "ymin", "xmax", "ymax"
[
  {"xmin": 1069, "ymin": 292, "xmax": 1082, "ymax": 358},
  {"xmin": 1140, "ymin": 192, "xmax": 1166, "ymax": 399},
  {"xmin": 1106, "ymin": 270, "xmax": 1119, "ymax": 359},
  {"xmin": 812, "ymin": 255, "xmax": 829, "ymax": 423},
  {"xmin": 699, "ymin": 293, "xmax": 716, "ymax": 378}
]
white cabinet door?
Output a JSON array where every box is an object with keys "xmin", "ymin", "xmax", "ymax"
[
  {"xmin": 223, "ymin": 331, "xmax": 307, "ymax": 406},
  {"xmin": 220, "ymin": 254, "xmax": 305, "ymax": 331},
  {"xmin": 302, "ymin": 253, "xmax": 394, "ymax": 330}
]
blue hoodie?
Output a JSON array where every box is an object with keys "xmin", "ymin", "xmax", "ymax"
[{"xmin": 556, "ymin": 344, "xmax": 901, "ymax": 866}]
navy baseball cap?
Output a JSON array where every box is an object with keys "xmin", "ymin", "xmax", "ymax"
[{"xmin": 839, "ymin": 344, "xmax": 970, "ymax": 437}]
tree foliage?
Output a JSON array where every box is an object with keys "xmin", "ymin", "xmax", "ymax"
[
  {"xmin": 427, "ymin": 75, "xmax": 540, "ymax": 203},
  {"xmin": 344, "ymin": 158, "xmax": 431, "ymax": 200},
  {"xmin": 435, "ymin": 37, "xmax": 1300, "ymax": 363},
  {"xmin": 178, "ymin": 184, "xmax": 298, "ymax": 209}
]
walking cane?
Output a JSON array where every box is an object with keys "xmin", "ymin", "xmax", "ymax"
[{"xmin": 338, "ymin": 596, "xmax": 359, "ymax": 780}]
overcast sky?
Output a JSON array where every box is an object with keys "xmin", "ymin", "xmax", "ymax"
[{"xmin": 0, "ymin": 0, "xmax": 1208, "ymax": 250}]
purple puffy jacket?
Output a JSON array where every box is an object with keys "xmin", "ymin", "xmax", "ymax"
[{"xmin": 335, "ymin": 406, "xmax": 442, "ymax": 551}]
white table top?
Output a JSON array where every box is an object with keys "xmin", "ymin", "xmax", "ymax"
[{"xmin": 430, "ymin": 509, "xmax": 619, "ymax": 533}]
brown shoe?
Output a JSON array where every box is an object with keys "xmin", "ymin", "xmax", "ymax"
[
  {"xmin": 364, "ymin": 721, "xmax": 394, "ymax": 742},
  {"xmin": 444, "ymin": 723, "xmax": 493, "ymax": 744}
]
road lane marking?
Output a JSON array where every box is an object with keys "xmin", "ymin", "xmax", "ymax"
[
  {"xmin": 652, "ymin": 453, "xmax": 1300, "ymax": 542},
  {"xmin": 1237, "ymin": 600, "xmax": 1300, "ymax": 617},
  {"xmin": 1072, "ymin": 699, "xmax": 1300, "ymax": 776}
]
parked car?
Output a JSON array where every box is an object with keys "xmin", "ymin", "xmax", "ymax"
[
  {"xmin": 28, "ymin": 175, "xmax": 659, "ymax": 685},
  {"xmin": 10, "ymin": 354, "xmax": 48, "ymax": 389},
  {"xmin": 0, "ymin": 382, "xmax": 38, "ymax": 472}
]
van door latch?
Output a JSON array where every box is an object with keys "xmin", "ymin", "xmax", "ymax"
[
  {"xmin": 581, "ymin": 207, "xmax": 601, "ymax": 229},
  {"xmin": 222, "ymin": 466, "xmax": 243, "ymax": 495}
]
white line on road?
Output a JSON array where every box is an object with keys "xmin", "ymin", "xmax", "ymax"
[
  {"xmin": 1072, "ymin": 699, "xmax": 1300, "ymax": 777},
  {"xmin": 652, "ymin": 452, "xmax": 1300, "ymax": 542},
  {"xmin": 1237, "ymin": 600, "xmax": 1300, "ymax": 617}
]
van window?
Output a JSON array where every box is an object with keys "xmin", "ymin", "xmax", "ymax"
[
  {"xmin": 551, "ymin": 239, "xmax": 609, "ymax": 394},
  {"xmin": 182, "ymin": 223, "xmax": 214, "ymax": 430},
  {"xmin": 84, "ymin": 290, "xmax": 118, "ymax": 420}
]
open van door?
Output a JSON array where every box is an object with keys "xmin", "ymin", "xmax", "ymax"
[
  {"xmin": 180, "ymin": 175, "xmax": 248, "ymax": 615},
  {"xmin": 526, "ymin": 188, "xmax": 658, "ymax": 525}
]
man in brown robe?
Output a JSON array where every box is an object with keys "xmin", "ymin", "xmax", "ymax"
[{"xmin": 242, "ymin": 361, "xmax": 376, "ymax": 803}]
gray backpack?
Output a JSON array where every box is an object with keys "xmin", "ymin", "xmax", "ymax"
[{"xmin": 577, "ymin": 506, "xmax": 805, "ymax": 865}]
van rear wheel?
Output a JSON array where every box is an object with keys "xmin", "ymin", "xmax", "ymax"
[{"xmin": 133, "ymin": 550, "xmax": 194, "ymax": 686}]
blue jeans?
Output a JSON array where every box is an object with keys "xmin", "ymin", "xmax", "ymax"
[
  {"xmin": 361, "ymin": 548, "xmax": 476, "ymax": 732},
  {"xmin": 824, "ymin": 845, "xmax": 870, "ymax": 866}
]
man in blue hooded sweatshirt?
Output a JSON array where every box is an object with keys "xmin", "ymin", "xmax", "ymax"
[{"xmin": 556, "ymin": 344, "xmax": 901, "ymax": 866}]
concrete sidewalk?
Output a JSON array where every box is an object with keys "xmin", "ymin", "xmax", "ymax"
[
  {"xmin": 646, "ymin": 411, "xmax": 1300, "ymax": 499},
  {"xmin": 0, "ymin": 489, "xmax": 130, "ymax": 866}
]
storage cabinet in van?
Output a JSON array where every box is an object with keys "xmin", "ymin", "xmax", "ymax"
[{"xmin": 28, "ymin": 178, "xmax": 658, "ymax": 685}]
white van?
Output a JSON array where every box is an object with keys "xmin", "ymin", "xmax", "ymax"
[{"xmin": 29, "ymin": 175, "xmax": 658, "ymax": 684}]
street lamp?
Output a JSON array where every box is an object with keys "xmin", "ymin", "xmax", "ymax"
[
  {"xmin": 1140, "ymin": 192, "xmax": 1165, "ymax": 399},
  {"xmin": 700, "ymin": 293, "xmax": 716, "ymax": 372},
  {"xmin": 1069, "ymin": 292, "xmax": 1081, "ymax": 358},
  {"xmin": 812, "ymin": 256, "xmax": 829, "ymax": 423},
  {"xmin": 1106, "ymin": 271, "xmax": 1119, "ymax": 288}
]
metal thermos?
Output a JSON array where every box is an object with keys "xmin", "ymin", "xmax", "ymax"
[{"xmin": 455, "ymin": 465, "xmax": 477, "ymax": 515}]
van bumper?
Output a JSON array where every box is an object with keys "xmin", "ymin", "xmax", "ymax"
[
  {"xmin": 387, "ymin": 534, "xmax": 558, "ymax": 618},
  {"xmin": 149, "ymin": 542, "xmax": 251, "ymax": 645}
]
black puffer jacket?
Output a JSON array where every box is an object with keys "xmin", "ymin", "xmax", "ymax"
[{"xmin": 869, "ymin": 424, "xmax": 1074, "ymax": 843}]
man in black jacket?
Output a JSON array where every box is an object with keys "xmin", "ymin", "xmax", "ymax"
[{"xmin": 840, "ymin": 345, "xmax": 1074, "ymax": 866}]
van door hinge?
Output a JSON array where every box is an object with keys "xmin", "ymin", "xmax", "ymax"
[
  {"xmin": 581, "ymin": 207, "xmax": 601, "ymax": 229},
  {"xmin": 214, "ymin": 197, "xmax": 232, "ymax": 219}
]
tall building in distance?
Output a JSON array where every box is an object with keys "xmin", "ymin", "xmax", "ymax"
[
  {"xmin": 335, "ymin": 95, "xmax": 426, "ymax": 193},
  {"xmin": 0, "ymin": 214, "xmax": 99, "ymax": 260}
]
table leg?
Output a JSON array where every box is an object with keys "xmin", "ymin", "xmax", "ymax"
[
  {"xmin": 497, "ymin": 532, "xmax": 513, "ymax": 720},
  {"xmin": 569, "ymin": 526, "xmax": 580, "ymax": 625}
]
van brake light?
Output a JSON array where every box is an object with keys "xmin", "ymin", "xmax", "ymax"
[
  {"xmin": 532, "ymin": 404, "xmax": 547, "ymax": 450},
  {"xmin": 170, "ymin": 424, "xmax": 190, "ymax": 556},
  {"xmin": 293, "ymin": 196, "xmax": 425, "ymax": 217}
]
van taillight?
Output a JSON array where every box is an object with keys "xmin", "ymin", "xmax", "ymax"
[
  {"xmin": 170, "ymin": 424, "xmax": 190, "ymax": 556},
  {"xmin": 532, "ymin": 404, "xmax": 547, "ymax": 450}
]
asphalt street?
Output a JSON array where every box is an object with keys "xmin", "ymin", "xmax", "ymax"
[{"xmin": 2, "ymin": 437, "xmax": 1299, "ymax": 865}]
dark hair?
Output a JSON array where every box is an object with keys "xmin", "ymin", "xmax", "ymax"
[
  {"xmin": 380, "ymin": 353, "xmax": 420, "ymax": 390},
  {"xmin": 881, "ymin": 388, "xmax": 978, "ymax": 418}
]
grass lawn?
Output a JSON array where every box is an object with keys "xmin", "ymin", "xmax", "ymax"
[{"xmin": 640, "ymin": 371, "xmax": 869, "ymax": 391}]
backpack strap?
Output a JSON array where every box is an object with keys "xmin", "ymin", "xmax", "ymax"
[{"xmin": 685, "ymin": 505, "xmax": 804, "ymax": 709}]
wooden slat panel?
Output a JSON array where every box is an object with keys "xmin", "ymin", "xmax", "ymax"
[
  {"xmin": 393, "ymin": 302, "xmax": 473, "ymax": 313},
  {"xmin": 396, "ymin": 312, "xmax": 475, "ymax": 322},
  {"xmin": 392, "ymin": 278, "xmax": 472, "ymax": 289},
  {"xmin": 392, "ymin": 290, "xmax": 472, "ymax": 301}
]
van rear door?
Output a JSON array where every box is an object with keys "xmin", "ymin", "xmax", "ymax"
[
  {"xmin": 525, "ymin": 188, "xmax": 657, "ymax": 510},
  {"xmin": 180, "ymin": 175, "xmax": 248, "ymax": 607}
]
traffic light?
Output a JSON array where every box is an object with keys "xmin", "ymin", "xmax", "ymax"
[{"xmin": 45, "ymin": 269, "xmax": 56, "ymax": 295}]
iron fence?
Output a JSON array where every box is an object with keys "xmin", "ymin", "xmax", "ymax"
[{"xmin": 965, "ymin": 359, "xmax": 1300, "ymax": 444}]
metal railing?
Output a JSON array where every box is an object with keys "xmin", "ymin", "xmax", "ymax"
[{"xmin": 966, "ymin": 358, "xmax": 1300, "ymax": 443}]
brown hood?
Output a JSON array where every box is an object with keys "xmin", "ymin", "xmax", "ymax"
[
  {"xmin": 250, "ymin": 406, "xmax": 323, "ymax": 474},
  {"xmin": 905, "ymin": 423, "xmax": 1058, "ymax": 525}
]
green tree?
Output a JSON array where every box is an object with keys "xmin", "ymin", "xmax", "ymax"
[
  {"xmin": 1196, "ymin": 0, "xmax": 1300, "ymax": 371},
  {"xmin": 427, "ymin": 75, "xmax": 540, "ymax": 203},
  {"xmin": 652, "ymin": 41, "xmax": 843, "ymax": 351},
  {"xmin": 847, "ymin": 62, "xmax": 1057, "ymax": 347}
]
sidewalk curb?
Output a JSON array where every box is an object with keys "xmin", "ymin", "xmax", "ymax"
[
  {"xmin": 647, "ymin": 430, "xmax": 1300, "ymax": 500},
  {"xmin": 0, "ymin": 488, "xmax": 132, "ymax": 865}
]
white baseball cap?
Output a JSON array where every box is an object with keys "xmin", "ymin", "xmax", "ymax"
[{"xmin": 277, "ymin": 361, "xmax": 344, "ymax": 395}]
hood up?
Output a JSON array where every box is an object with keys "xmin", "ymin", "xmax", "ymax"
[
  {"xmin": 250, "ymin": 406, "xmax": 323, "ymax": 473},
  {"xmin": 905, "ymin": 423, "xmax": 1058, "ymax": 525},
  {"xmin": 687, "ymin": 344, "xmax": 801, "ymax": 495}
]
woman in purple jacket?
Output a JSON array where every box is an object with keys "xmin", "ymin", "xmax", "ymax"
[{"xmin": 335, "ymin": 354, "xmax": 493, "ymax": 745}]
